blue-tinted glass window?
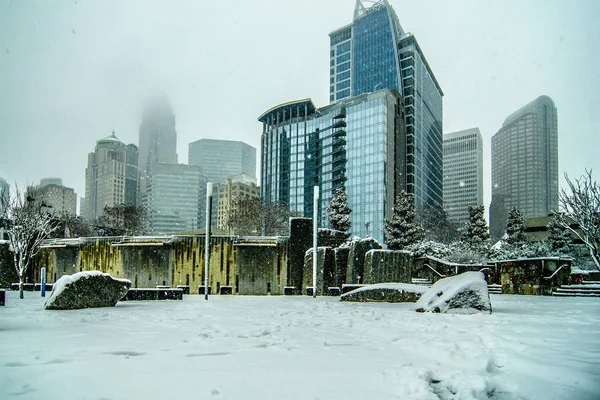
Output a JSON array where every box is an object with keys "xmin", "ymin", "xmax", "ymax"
[
  {"xmin": 336, "ymin": 62, "xmax": 351, "ymax": 73},
  {"xmin": 337, "ymin": 41, "xmax": 351, "ymax": 54},
  {"xmin": 336, "ymin": 80, "xmax": 350, "ymax": 91},
  {"xmin": 337, "ymin": 71, "xmax": 350, "ymax": 81},
  {"xmin": 336, "ymin": 53, "xmax": 351, "ymax": 64}
]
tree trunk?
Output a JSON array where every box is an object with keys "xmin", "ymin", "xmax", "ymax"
[{"xmin": 19, "ymin": 272, "xmax": 24, "ymax": 299}]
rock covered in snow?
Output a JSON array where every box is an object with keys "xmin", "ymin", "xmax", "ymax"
[
  {"xmin": 341, "ymin": 283, "xmax": 428, "ymax": 303},
  {"xmin": 45, "ymin": 271, "xmax": 131, "ymax": 310},
  {"xmin": 415, "ymin": 271, "xmax": 491, "ymax": 314}
]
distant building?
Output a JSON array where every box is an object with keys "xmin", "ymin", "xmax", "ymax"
[
  {"xmin": 40, "ymin": 177, "xmax": 63, "ymax": 188},
  {"xmin": 188, "ymin": 139, "xmax": 256, "ymax": 184},
  {"xmin": 83, "ymin": 132, "xmax": 139, "ymax": 221},
  {"xmin": 443, "ymin": 128, "xmax": 484, "ymax": 228},
  {"xmin": 0, "ymin": 177, "xmax": 8, "ymax": 214},
  {"xmin": 138, "ymin": 95, "xmax": 178, "ymax": 204},
  {"xmin": 217, "ymin": 176, "xmax": 260, "ymax": 232},
  {"xmin": 329, "ymin": 0, "xmax": 443, "ymax": 206},
  {"xmin": 259, "ymin": 89, "xmax": 405, "ymax": 243},
  {"xmin": 31, "ymin": 183, "xmax": 77, "ymax": 216},
  {"xmin": 490, "ymin": 96, "xmax": 558, "ymax": 239},
  {"xmin": 146, "ymin": 163, "xmax": 206, "ymax": 234}
]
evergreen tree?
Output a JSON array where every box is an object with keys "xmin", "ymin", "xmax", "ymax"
[
  {"xmin": 546, "ymin": 214, "xmax": 572, "ymax": 254},
  {"xmin": 505, "ymin": 207, "xmax": 526, "ymax": 245},
  {"xmin": 415, "ymin": 204, "xmax": 460, "ymax": 244},
  {"xmin": 326, "ymin": 186, "xmax": 352, "ymax": 232},
  {"xmin": 384, "ymin": 191, "xmax": 424, "ymax": 250},
  {"xmin": 462, "ymin": 205, "xmax": 490, "ymax": 247}
]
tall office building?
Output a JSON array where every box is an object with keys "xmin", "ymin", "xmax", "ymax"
[
  {"xmin": 83, "ymin": 132, "xmax": 139, "ymax": 221},
  {"xmin": 443, "ymin": 128, "xmax": 483, "ymax": 228},
  {"xmin": 0, "ymin": 177, "xmax": 8, "ymax": 214},
  {"xmin": 490, "ymin": 95, "xmax": 558, "ymax": 239},
  {"xmin": 260, "ymin": 89, "xmax": 406, "ymax": 243},
  {"xmin": 40, "ymin": 178, "xmax": 63, "ymax": 188},
  {"xmin": 138, "ymin": 95, "xmax": 178, "ymax": 204},
  {"xmin": 29, "ymin": 182, "xmax": 77, "ymax": 216},
  {"xmin": 145, "ymin": 163, "xmax": 206, "ymax": 234},
  {"xmin": 329, "ymin": 0, "xmax": 443, "ymax": 206},
  {"xmin": 188, "ymin": 139, "xmax": 256, "ymax": 184},
  {"xmin": 217, "ymin": 176, "xmax": 260, "ymax": 232}
]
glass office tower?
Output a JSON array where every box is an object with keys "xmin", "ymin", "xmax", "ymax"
[
  {"xmin": 259, "ymin": 89, "xmax": 405, "ymax": 243},
  {"xmin": 329, "ymin": 0, "xmax": 443, "ymax": 207},
  {"xmin": 490, "ymin": 95, "xmax": 558, "ymax": 239},
  {"xmin": 443, "ymin": 128, "xmax": 484, "ymax": 228}
]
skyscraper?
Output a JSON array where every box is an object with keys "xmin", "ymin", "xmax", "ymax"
[
  {"xmin": 188, "ymin": 139, "xmax": 256, "ymax": 184},
  {"xmin": 83, "ymin": 132, "xmax": 139, "ymax": 221},
  {"xmin": 443, "ymin": 128, "xmax": 484, "ymax": 228},
  {"xmin": 29, "ymin": 182, "xmax": 77, "ymax": 216},
  {"xmin": 138, "ymin": 95, "xmax": 178, "ymax": 204},
  {"xmin": 145, "ymin": 163, "xmax": 206, "ymax": 234},
  {"xmin": 329, "ymin": 0, "xmax": 443, "ymax": 206},
  {"xmin": 490, "ymin": 95, "xmax": 558, "ymax": 239},
  {"xmin": 259, "ymin": 89, "xmax": 405, "ymax": 243},
  {"xmin": 217, "ymin": 176, "xmax": 260, "ymax": 232},
  {"xmin": 0, "ymin": 177, "xmax": 9, "ymax": 214}
]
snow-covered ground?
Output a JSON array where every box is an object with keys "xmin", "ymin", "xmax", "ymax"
[{"xmin": 1, "ymin": 292, "xmax": 599, "ymax": 400}]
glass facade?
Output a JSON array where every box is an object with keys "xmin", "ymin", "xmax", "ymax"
[
  {"xmin": 189, "ymin": 139, "xmax": 257, "ymax": 184},
  {"xmin": 259, "ymin": 90, "xmax": 405, "ymax": 243},
  {"xmin": 443, "ymin": 128, "xmax": 484, "ymax": 228},
  {"xmin": 146, "ymin": 163, "xmax": 207, "ymax": 234},
  {"xmin": 490, "ymin": 96, "xmax": 558, "ymax": 238},
  {"xmin": 329, "ymin": 0, "xmax": 443, "ymax": 208}
]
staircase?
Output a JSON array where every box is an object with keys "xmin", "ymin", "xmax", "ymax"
[
  {"xmin": 552, "ymin": 282, "xmax": 600, "ymax": 297},
  {"xmin": 488, "ymin": 284, "xmax": 503, "ymax": 294}
]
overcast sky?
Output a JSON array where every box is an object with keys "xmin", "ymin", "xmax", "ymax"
[{"xmin": 1, "ymin": 0, "xmax": 599, "ymax": 214}]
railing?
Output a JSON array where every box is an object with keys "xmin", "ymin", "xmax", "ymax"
[
  {"xmin": 544, "ymin": 264, "xmax": 569, "ymax": 281},
  {"xmin": 424, "ymin": 263, "xmax": 446, "ymax": 278}
]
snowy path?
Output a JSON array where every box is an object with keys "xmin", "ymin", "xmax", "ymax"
[{"xmin": 1, "ymin": 292, "xmax": 599, "ymax": 400}]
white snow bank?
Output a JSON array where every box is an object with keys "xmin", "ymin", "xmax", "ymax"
[
  {"xmin": 45, "ymin": 271, "xmax": 131, "ymax": 308},
  {"xmin": 345, "ymin": 282, "xmax": 428, "ymax": 295},
  {"xmin": 1, "ymin": 292, "xmax": 599, "ymax": 399},
  {"xmin": 415, "ymin": 271, "xmax": 491, "ymax": 314}
]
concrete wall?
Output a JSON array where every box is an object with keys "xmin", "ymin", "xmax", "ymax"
[{"xmin": 364, "ymin": 250, "xmax": 412, "ymax": 284}]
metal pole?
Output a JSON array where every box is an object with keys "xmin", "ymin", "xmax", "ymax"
[
  {"xmin": 313, "ymin": 186, "xmax": 319, "ymax": 298},
  {"xmin": 204, "ymin": 182, "xmax": 213, "ymax": 300},
  {"xmin": 40, "ymin": 267, "xmax": 46, "ymax": 297}
]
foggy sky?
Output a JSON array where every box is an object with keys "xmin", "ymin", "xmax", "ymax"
[{"xmin": 1, "ymin": 0, "xmax": 599, "ymax": 215}]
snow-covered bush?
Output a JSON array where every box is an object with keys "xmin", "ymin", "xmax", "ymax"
[{"xmin": 407, "ymin": 240, "xmax": 454, "ymax": 259}]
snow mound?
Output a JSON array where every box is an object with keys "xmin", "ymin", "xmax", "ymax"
[
  {"xmin": 341, "ymin": 283, "xmax": 427, "ymax": 303},
  {"xmin": 415, "ymin": 271, "xmax": 491, "ymax": 314},
  {"xmin": 45, "ymin": 271, "xmax": 131, "ymax": 310}
]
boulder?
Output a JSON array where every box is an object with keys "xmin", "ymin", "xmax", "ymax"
[
  {"xmin": 415, "ymin": 271, "xmax": 491, "ymax": 314},
  {"xmin": 341, "ymin": 283, "xmax": 428, "ymax": 303},
  {"xmin": 45, "ymin": 271, "xmax": 131, "ymax": 310}
]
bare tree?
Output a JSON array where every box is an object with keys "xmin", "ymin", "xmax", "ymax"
[
  {"xmin": 0, "ymin": 185, "xmax": 59, "ymax": 298},
  {"xmin": 556, "ymin": 170, "xmax": 600, "ymax": 270},
  {"xmin": 95, "ymin": 204, "xmax": 149, "ymax": 236},
  {"xmin": 228, "ymin": 197, "xmax": 295, "ymax": 236}
]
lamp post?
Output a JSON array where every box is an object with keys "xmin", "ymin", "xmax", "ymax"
[
  {"xmin": 204, "ymin": 182, "xmax": 213, "ymax": 300},
  {"xmin": 313, "ymin": 186, "xmax": 319, "ymax": 298}
]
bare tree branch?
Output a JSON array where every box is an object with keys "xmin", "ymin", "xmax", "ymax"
[
  {"xmin": 1, "ymin": 185, "xmax": 60, "ymax": 298},
  {"xmin": 557, "ymin": 170, "xmax": 600, "ymax": 270}
]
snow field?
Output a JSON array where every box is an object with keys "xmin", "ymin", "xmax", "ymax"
[{"xmin": 1, "ymin": 292, "xmax": 599, "ymax": 400}]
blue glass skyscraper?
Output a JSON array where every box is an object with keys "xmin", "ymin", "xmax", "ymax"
[
  {"xmin": 259, "ymin": 90, "xmax": 406, "ymax": 243},
  {"xmin": 330, "ymin": 0, "xmax": 443, "ymax": 207}
]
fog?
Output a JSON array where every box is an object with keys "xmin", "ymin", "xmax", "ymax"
[{"xmin": 1, "ymin": 0, "xmax": 599, "ymax": 212}]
